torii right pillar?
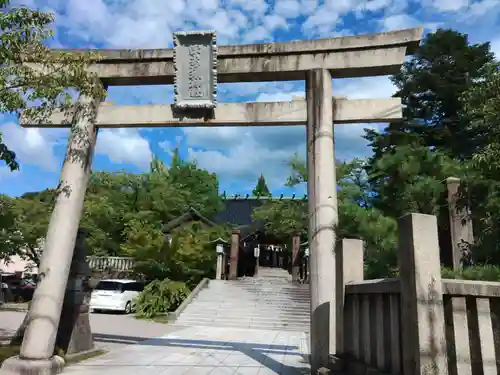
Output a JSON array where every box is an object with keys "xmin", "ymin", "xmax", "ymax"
[{"xmin": 306, "ymin": 68, "xmax": 338, "ymax": 373}]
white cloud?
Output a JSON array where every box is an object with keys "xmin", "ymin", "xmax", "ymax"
[
  {"xmin": 7, "ymin": 0, "xmax": 500, "ymax": 195},
  {"xmin": 491, "ymin": 36, "xmax": 500, "ymax": 59},
  {"xmin": 96, "ymin": 129, "xmax": 153, "ymax": 170},
  {"xmin": 422, "ymin": 0, "xmax": 469, "ymax": 12},
  {"xmin": 0, "ymin": 122, "xmax": 68, "ymax": 171},
  {"xmin": 1, "ymin": 121, "xmax": 153, "ymax": 173},
  {"xmin": 274, "ymin": 0, "xmax": 302, "ymax": 18},
  {"xmin": 468, "ymin": 0, "xmax": 500, "ymax": 18},
  {"xmin": 179, "ymin": 76, "xmax": 395, "ymax": 188}
]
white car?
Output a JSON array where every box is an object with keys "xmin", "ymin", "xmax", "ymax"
[{"xmin": 90, "ymin": 279, "xmax": 144, "ymax": 314}]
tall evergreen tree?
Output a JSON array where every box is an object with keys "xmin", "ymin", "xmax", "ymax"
[
  {"xmin": 364, "ymin": 29, "xmax": 495, "ymax": 216},
  {"xmin": 252, "ymin": 174, "xmax": 271, "ymax": 197}
]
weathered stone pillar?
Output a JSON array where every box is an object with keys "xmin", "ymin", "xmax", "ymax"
[
  {"xmin": 335, "ymin": 238, "xmax": 363, "ymax": 356},
  {"xmin": 54, "ymin": 228, "xmax": 93, "ymax": 355},
  {"xmin": 446, "ymin": 177, "xmax": 474, "ymax": 270},
  {"xmin": 306, "ymin": 68, "xmax": 338, "ymax": 372},
  {"xmin": 229, "ymin": 229, "xmax": 240, "ymax": 280},
  {"xmin": 1, "ymin": 95, "xmax": 101, "ymax": 375},
  {"xmin": 398, "ymin": 213, "xmax": 448, "ymax": 375},
  {"xmin": 291, "ymin": 235, "xmax": 300, "ymax": 282}
]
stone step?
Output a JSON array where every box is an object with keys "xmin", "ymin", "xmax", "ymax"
[
  {"xmin": 194, "ymin": 298, "xmax": 310, "ymax": 304},
  {"xmin": 179, "ymin": 316, "xmax": 310, "ymax": 326},
  {"xmin": 180, "ymin": 308, "xmax": 310, "ymax": 320},
  {"xmin": 207, "ymin": 286, "xmax": 309, "ymax": 292},
  {"xmin": 197, "ymin": 292, "xmax": 309, "ymax": 299},
  {"xmin": 199, "ymin": 294, "xmax": 310, "ymax": 301},
  {"xmin": 200, "ymin": 288, "xmax": 309, "ymax": 294},
  {"xmin": 174, "ymin": 318, "xmax": 310, "ymax": 332},
  {"xmin": 205, "ymin": 289, "xmax": 310, "ymax": 296},
  {"xmin": 177, "ymin": 274, "xmax": 311, "ymax": 331},
  {"xmin": 181, "ymin": 304, "xmax": 311, "ymax": 313},
  {"xmin": 199, "ymin": 289, "xmax": 310, "ymax": 297},
  {"xmin": 208, "ymin": 286, "xmax": 308, "ymax": 292},
  {"xmin": 197, "ymin": 298, "xmax": 310, "ymax": 303},
  {"xmin": 182, "ymin": 303, "xmax": 310, "ymax": 311},
  {"xmin": 189, "ymin": 303, "xmax": 310, "ymax": 311}
]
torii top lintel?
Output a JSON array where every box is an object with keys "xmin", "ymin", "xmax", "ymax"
[{"xmin": 56, "ymin": 27, "xmax": 423, "ymax": 86}]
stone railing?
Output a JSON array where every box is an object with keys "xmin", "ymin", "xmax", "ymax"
[
  {"xmin": 335, "ymin": 237, "xmax": 403, "ymax": 374},
  {"xmin": 441, "ymin": 279, "xmax": 499, "ymax": 374},
  {"xmin": 86, "ymin": 256, "xmax": 135, "ymax": 271},
  {"xmin": 342, "ymin": 278, "xmax": 403, "ymax": 374},
  {"xmin": 336, "ymin": 213, "xmax": 500, "ymax": 375}
]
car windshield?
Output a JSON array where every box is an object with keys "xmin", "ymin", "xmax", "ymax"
[{"xmin": 95, "ymin": 281, "xmax": 123, "ymax": 292}]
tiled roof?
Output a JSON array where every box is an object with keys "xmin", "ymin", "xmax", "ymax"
[
  {"xmin": 214, "ymin": 199, "xmax": 264, "ymax": 227},
  {"xmin": 162, "ymin": 196, "xmax": 307, "ymax": 233},
  {"xmin": 214, "ymin": 196, "xmax": 307, "ymax": 227}
]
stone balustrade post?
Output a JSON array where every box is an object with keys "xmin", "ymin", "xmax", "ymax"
[
  {"xmin": 335, "ymin": 238, "xmax": 364, "ymax": 356},
  {"xmin": 398, "ymin": 213, "xmax": 448, "ymax": 375}
]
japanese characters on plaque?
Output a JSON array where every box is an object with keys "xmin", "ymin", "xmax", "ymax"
[{"xmin": 173, "ymin": 31, "xmax": 217, "ymax": 109}]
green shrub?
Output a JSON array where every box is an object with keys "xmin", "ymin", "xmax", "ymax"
[
  {"xmin": 441, "ymin": 264, "xmax": 500, "ymax": 282},
  {"xmin": 135, "ymin": 278, "xmax": 190, "ymax": 318}
]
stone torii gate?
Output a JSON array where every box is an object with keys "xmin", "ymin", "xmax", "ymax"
[{"xmin": 2, "ymin": 27, "xmax": 422, "ymax": 375}]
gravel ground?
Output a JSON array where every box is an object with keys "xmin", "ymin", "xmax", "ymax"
[{"xmin": 0, "ymin": 310, "xmax": 187, "ymax": 351}]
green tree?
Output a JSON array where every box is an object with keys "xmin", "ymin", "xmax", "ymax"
[
  {"xmin": 367, "ymin": 145, "xmax": 461, "ymax": 218},
  {"xmin": 167, "ymin": 149, "xmax": 223, "ymax": 217},
  {"xmin": 364, "ymin": 28, "xmax": 494, "ymax": 221},
  {"xmin": 1, "ymin": 196, "xmax": 51, "ymax": 266},
  {"xmin": 367, "ymin": 29, "xmax": 495, "ymax": 159},
  {"xmin": 252, "ymin": 174, "xmax": 271, "ymax": 197},
  {"xmin": 463, "ymin": 63, "xmax": 500, "ymax": 170},
  {"xmin": 0, "ymin": 195, "xmax": 18, "ymax": 261},
  {"xmin": 0, "ymin": 0, "xmax": 105, "ymax": 170},
  {"xmin": 253, "ymin": 156, "xmax": 400, "ymax": 277},
  {"xmin": 133, "ymin": 222, "xmax": 230, "ymax": 287},
  {"xmin": 459, "ymin": 62, "xmax": 500, "ymax": 263},
  {"xmin": 78, "ymin": 153, "xmax": 225, "ymax": 285}
]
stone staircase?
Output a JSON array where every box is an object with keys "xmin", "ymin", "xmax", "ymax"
[{"xmin": 175, "ymin": 267, "xmax": 311, "ymax": 332}]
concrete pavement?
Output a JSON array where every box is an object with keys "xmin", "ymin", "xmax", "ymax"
[
  {"xmin": 0, "ymin": 311, "xmax": 185, "ymax": 351},
  {"xmin": 62, "ymin": 326, "xmax": 310, "ymax": 375}
]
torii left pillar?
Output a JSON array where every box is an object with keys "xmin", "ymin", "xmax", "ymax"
[{"xmin": 0, "ymin": 95, "xmax": 102, "ymax": 375}]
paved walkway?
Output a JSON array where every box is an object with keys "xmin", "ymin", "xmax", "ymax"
[
  {"xmin": 0, "ymin": 311, "xmax": 185, "ymax": 351},
  {"xmin": 63, "ymin": 326, "xmax": 310, "ymax": 375}
]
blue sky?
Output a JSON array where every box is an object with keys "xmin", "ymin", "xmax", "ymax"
[{"xmin": 1, "ymin": 0, "xmax": 499, "ymax": 197}]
